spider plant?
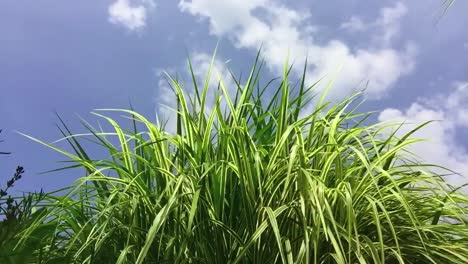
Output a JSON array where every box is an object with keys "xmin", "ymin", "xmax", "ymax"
[{"xmin": 20, "ymin": 50, "xmax": 468, "ymax": 263}]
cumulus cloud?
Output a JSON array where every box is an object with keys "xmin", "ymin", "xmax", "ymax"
[
  {"xmin": 378, "ymin": 82, "xmax": 468, "ymax": 185},
  {"xmin": 178, "ymin": 1, "xmax": 416, "ymax": 101},
  {"xmin": 108, "ymin": 0, "xmax": 155, "ymax": 31}
]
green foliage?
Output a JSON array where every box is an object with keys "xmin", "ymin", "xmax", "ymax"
[
  {"xmin": 0, "ymin": 130, "xmax": 54, "ymax": 263},
  {"xmin": 20, "ymin": 51, "xmax": 468, "ymax": 263},
  {"xmin": 0, "ymin": 192, "xmax": 53, "ymax": 264}
]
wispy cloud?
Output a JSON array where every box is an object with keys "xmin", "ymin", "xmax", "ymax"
[
  {"xmin": 341, "ymin": 2, "xmax": 408, "ymax": 46},
  {"xmin": 341, "ymin": 16, "xmax": 367, "ymax": 32}
]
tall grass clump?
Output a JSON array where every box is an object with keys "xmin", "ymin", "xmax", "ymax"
[{"xmin": 21, "ymin": 51, "xmax": 468, "ymax": 263}]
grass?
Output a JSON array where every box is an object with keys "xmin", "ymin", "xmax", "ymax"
[{"xmin": 12, "ymin": 50, "xmax": 468, "ymax": 263}]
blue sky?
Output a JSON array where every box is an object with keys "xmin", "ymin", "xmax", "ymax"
[{"xmin": 1, "ymin": 0, "xmax": 467, "ymax": 193}]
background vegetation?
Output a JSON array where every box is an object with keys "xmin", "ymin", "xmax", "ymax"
[
  {"xmin": 2, "ymin": 52, "xmax": 466, "ymax": 263},
  {"xmin": 0, "ymin": 131, "xmax": 52, "ymax": 263}
]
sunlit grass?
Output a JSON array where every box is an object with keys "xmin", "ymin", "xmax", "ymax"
[{"xmin": 17, "ymin": 50, "xmax": 468, "ymax": 263}]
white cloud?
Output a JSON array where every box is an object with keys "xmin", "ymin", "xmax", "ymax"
[
  {"xmin": 179, "ymin": 1, "xmax": 416, "ymax": 102},
  {"xmin": 341, "ymin": 16, "xmax": 367, "ymax": 32},
  {"xmin": 179, "ymin": 0, "xmax": 267, "ymax": 35},
  {"xmin": 378, "ymin": 82, "xmax": 468, "ymax": 185},
  {"xmin": 375, "ymin": 2, "xmax": 408, "ymax": 46},
  {"xmin": 108, "ymin": 0, "xmax": 155, "ymax": 31}
]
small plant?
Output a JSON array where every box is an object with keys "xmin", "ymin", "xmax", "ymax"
[
  {"xmin": 0, "ymin": 130, "xmax": 52, "ymax": 264},
  {"xmin": 0, "ymin": 130, "xmax": 25, "ymax": 222},
  {"xmin": 0, "ymin": 166, "xmax": 25, "ymax": 221}
]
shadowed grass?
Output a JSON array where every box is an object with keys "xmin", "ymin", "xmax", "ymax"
[{"xmin": 18, "ymin": 51, "xmax": 468, "ymax": 263}]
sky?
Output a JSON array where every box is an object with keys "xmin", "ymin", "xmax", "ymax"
[{"xmin": 0, "ymin": 0, "xmax": 467, "ymax": 193}]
